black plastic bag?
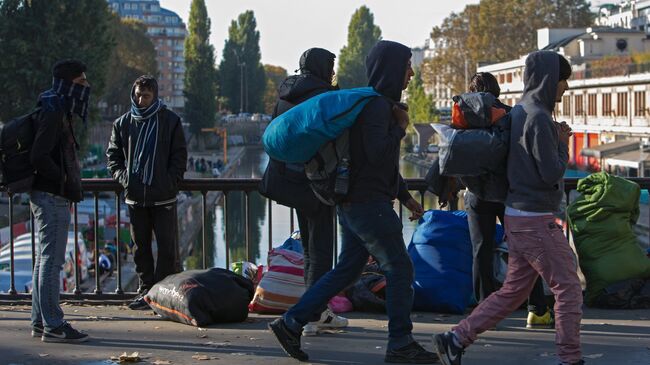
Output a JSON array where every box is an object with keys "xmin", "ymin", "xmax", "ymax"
[{"xmin": 145, "ymin": 268, "xmax": 254, "ymax": 326}]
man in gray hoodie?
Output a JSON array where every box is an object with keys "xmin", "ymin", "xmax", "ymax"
[{"xmin": 433, "ymin": 51, "xmax": 583, "ymax": 365}]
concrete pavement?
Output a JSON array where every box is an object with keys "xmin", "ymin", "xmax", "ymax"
[{"xmin": 0, "ymin": 305, "xmax": 648, "ymax": 365}]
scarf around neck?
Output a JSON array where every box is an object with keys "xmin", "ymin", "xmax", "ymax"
[
  {"xmin": 130, "ymin": 90, "xmax": 164, "ymax": 186},
  {"xmin": 39, "ymin": 78, "xmax": 91, "ymax": 124}
]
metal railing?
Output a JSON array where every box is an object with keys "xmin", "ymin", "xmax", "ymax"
[{"xmin": 1, "ymin": 177, "xmax": 648, "ymax": 303}]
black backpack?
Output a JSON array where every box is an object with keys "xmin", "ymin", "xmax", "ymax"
[{"xmin": 0, "ymin": 108, "xmax": 41, "ymax": 194}]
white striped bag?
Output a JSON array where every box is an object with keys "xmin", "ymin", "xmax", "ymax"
[{"xmin": 248, "ymin": 248, "xmax": 305, "ymax": 314}]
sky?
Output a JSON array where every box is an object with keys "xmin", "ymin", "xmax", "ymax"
[{"xmin": 161, "ymin": 0, "xmax": 481, "ymax": 71}]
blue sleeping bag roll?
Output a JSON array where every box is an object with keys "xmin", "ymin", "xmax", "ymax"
[
  {"xmin": 408, "ymin": 210, "xmax": 503, "ymax": 314},
  {"xmin": 262, "ymin": 87, "xmax": 380, "ymax": 163}
]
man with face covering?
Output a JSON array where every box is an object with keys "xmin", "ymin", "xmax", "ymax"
[
  {"xmin": 263, "ymin": 47, "xmax": 349, "ymax": 336},
  {"xmin": 269, "ymin": 41, "xmax": 438, "ymax": 364},
  {"xmin": 106, "ymin": 75, "xmax": 187, "ymax": 310},
  {"xmin": 433, "ymin": 51, "xmax": 583, "ymax": 365}
]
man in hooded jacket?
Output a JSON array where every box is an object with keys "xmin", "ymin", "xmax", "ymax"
[
  {"xmin": 269, "ymin": 40, "xmax": 438, "ymax": 364},
  {"xmin": 433, "ymin": 51, "xmax": 583, "ymax": 365},
  {"xmin": 106, "ymin": 75, "xmax": 187, "ymax": 310},
  {"xmin": 262, "ymin": 47, "xmax": 348, "ymax": 335}
]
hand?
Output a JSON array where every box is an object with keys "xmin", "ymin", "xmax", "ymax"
[
  {"xmin": 392, "ymin": 104, "xmax": 409, "ymax": 130},
  {"xmin": 404, "ymin": 198, "xmax": 424, "ymax": 221},
  {"xmin": 555, "ymin": 121, "xmax": 572, "ymax": 145}
]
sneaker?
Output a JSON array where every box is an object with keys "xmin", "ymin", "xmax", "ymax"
[
  {"xmin": 268, "ymin": 318, "xmax": 309, "ymax": 361},
  {"xmin": 433, "ymin": 331, "xmax": 463, "ymax": 365},
  {"xmin": 128, "ymin": 295, "xmax": 151, "ymax": 310},
  {"xmin": 385, "ymin": 341, "xmax": 440, "ymax": 364},
  {"xmin": 31, "ymin": 323, "xmax": 44, "ymax": 338},
  {"xmin": 302, "ymin": 308, "xmax": 349, "ymax": 336},
  {"xmin": 42, "ymin": 322, "xmax": 89, "ymax": 343},
  {"xmin": 526, "ymin": 309, "xmax": 554, "ymax": 329}
]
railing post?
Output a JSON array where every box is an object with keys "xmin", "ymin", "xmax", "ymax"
[
  {"xmin": 114, "ymin": 195, "xmax": 123, "ymax": 294},
  {"xmin": 245, "ymin": 191, "xmax": 251, "ymax": 263},
  {"xmin": 267, "ymin": 198, "xmax": 273, "ymax": 253},
  {"xmin": 8, "ymin": 194, "xmax": 16, "ymax": 295},
  {"xmin": 201, "ymin": 191, "xmax": 207, "ymax": 270},
  {"xmin": 289, "ymin": 207, "xmax": 295, "ymax": 233},
  {"xmin": 73, "ymin": 203, "xmax": 81, "ymax": 295},
  {"xmin": 223, "ymin": 192, "xmax": 230, "ymax": 269},
  {"xmin": 93, "ymin": 192, "xmax": 101, "ymax": 295}
]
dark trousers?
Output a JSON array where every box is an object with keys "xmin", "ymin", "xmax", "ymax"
[
  {"xmin": 465, "ymin": 192, "xmax": 548, "ymax": 314},
  {"xmin": 296, "ymin": 203, "xmax": 335, "ymax": 288},
  {"xmin": 128, "ymin": 203, "xmax": 181, "ymax": 293}
]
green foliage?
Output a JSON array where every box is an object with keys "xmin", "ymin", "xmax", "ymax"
[
  {"xmin": 337, "ymin": 6, "xmax": 381, "ymax": 88},
  {"xmin": 262, "ymin": 64, "xmax": 287, "ymax": 115},
  {"xmin": 103, "ymin": 16, "xmax": 158, "ymax": 118},
  {"xmin": 184, "ymin": 0, "xmax": 218, "ymax": 135},
  {"xmin": 424, "ymin": 0, "xmax": 593, "ymax": 95},
  {"xmin": 218, "ymin": 10, "xmax": 266, "ymax": 113},
  {"xmin": 406, "ymin": 69, "xmax": 435, "ymax": 124},
  {"xmin": 0, "ymin": 0, "xmax": 114, "ymax": 122}
]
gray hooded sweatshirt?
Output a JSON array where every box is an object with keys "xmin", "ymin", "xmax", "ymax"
[{"xmin": 505, "ymin": 51, "xmax": 568, "ymax": 212}]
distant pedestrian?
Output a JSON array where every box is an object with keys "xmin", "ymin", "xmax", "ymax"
[
  {"xmin": 188, "ymin": 156, "xmax": 194, "ymax": 171},
  {"xmin": 106, "ymin": 75, "xmax": 187, "ymax": 310},
  {"xmin": 30, "ymin": 59, "xmax": 89, "ymax": 342},
  {"xmin": 465, "ymin": 72, "xmax": 552, "ymax": 329},
  {"xmin": 433, "ymin": 52, "xmax": 583, "ymax": 365}
]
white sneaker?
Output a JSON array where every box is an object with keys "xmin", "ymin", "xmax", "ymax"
[{"xmin": 302, "ymin": 308, "xmax": 349, "ymax": 336}]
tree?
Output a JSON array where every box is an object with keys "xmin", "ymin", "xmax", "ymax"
[
  {"xmin": 0, "ymin": 0, "xmax": 114, "ymax": 122},
  {"xmin": 262, "ymin": 64, "xmax": 287, "ymax": 115},
  {"xmin": 102, "ymin": 16, "xmax": 158, "ymax": 119},
  {"xmin": 406, "ymin": 69, "xmax": 435, "ymax": 124},
  {"xmin": 184, "ymin": 0, "xmax": 218, "ymax": 139},
  {"xmin": 337, "ymin": 6, "xmax": 382, "ymax": 88},
  {"xmin": 218, "ymin": 10, "xmax": 266, "ymax": 113}
]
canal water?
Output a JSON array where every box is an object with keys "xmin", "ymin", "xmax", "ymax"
[{"xmin": 184, "ymin": 147, "xmax": 440, "ymax": 269}]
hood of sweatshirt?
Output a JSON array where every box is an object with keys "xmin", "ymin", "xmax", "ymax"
[
  {"xmin": 298, "ymin": 47, "xmax": 336, "ymax": 83},
  {"xmin": 521, "ymin": 50, "xmax": 560, "ymax": 112},
  {"xmin": 365, "ymin": 40, "xmax": 412, "ymax": 102}
]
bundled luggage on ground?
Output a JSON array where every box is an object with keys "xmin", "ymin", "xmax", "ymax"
[
  {"xmin": 567, "ymin": 172, "xmax": 650, "ymax": 307},
  {"xmin": 145, "ymin": 268, "xmax": 254, "ymax": 327}
]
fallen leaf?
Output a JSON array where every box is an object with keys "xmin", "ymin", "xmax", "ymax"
[
  {"xmin": 110, "ymin": 352, "xmax": 142, "ymax": 363},
  {"xmin": 152, "ymin": 361, "xmax": 172, "ymax": 365},
  {"xmin": 248, "ymin": 337, "xmax": 260, "ymax": 341},
  {"xmin": 191, "ymin": 354, "xmax": 210, "ymax": 360},
  {"xmin": 154, "ymin": 326, "xmax": 161, "ymax": 330},
  {"xmin": 584, "ymin": 354, "xmax": 603, "ymax": 359},
  {"xmin": 38, "ymin": 353, "xmax": 49, "ymax": 357}
]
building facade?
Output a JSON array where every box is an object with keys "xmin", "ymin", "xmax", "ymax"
[
  {"xmin": 107, "ymin": 0, "xmax": 186, "ymax": 113},
  {"xmin": 477, "ymin": 27, "xmax": 650, "ymax": 176}
]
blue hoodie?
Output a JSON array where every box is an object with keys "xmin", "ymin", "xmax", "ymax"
[
  {"xmin": 506, "ymin": 51, "xmax": 569, "ymax": 212},
  {"xmin": 346, "ymin": 40, "xmax": 413, "ymax": 204}
]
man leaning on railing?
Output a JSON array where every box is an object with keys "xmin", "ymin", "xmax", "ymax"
[{"xmin": 106, "ymin": 75, "xmax": 187, "ymax": 311}]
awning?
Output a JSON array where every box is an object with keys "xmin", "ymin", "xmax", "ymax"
[
  {"xmin": 580, "ymin": 140, "xmax": 639, "ymax": 158},
  {"xmin": 604, "ymin": 149, "xmax": 650, "ymax": 169}
]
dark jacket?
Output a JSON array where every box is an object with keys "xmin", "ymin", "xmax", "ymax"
[
  {"xmin": 506, "ymin": 51, "xmax": 568, "ymax": 212},
  {"xmin": 106, "ymin": 107, "xmax": 187, "ymax": 207},
  {"xmin": 31, "ymin": 100, "xmax": 83, "ymax": 203},
  {"xmin": 346, "ymin": 40, "xmax": 413, "ymax": 204}
]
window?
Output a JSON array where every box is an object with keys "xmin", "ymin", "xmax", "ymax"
[
  {"xmin": 617, "ymin": 92, "xmax": 628, "ymax": 116},
  {"xmin": 506, "ymin": 73, "xmax": 512, "ymax": 83},
  {"xmin": 587, "ymin": 94, "xmax": 597, "ymax": 116},
  {"xmin": 124, "ymin": 3, "xmax": 131, "ymax": 10},
  {"xmin": 562, "ymin": 95, "xmax": 571, "ymax": 116},
  {"xmin": 575, "ymin": 94, "xmax": 584, "ymax": 116},
  {"xmin": 602, "ymin": 93, "xmax": 612, "ymax": 116},
  {"xmin": 499, "ymin": 74, "xmax": 505, "ymax": 84},
  {"xmin": 634, "ymin": 91, "xmax": 646, "ymax": 116}
]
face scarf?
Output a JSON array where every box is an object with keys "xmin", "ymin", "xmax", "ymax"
[
  {"xmin": 40, "ymin": 78, "xmax": 91, "ymax": 124},
  {"xmin": 130, "ymin": 86, "xmax": 164, "ymax": 186}
]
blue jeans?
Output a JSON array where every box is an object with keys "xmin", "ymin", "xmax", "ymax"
[
  {"xmin": 284, "ymin": 201, "xmax": 415, "ymax": 350},
  {"xmin": 30, "ymin": 190, "xmax": 71, "ymax": 331}
]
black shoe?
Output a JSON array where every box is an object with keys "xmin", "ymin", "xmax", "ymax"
[
  {"xmin": 31, "ymin": 323, "xmax": 44, "ymax": 338},
  {"xmin": 385, "ymin": 341, "xmax": 440, "ymax": 363},
  {"xmin": 433, "ymin": 332, "xmax": 463, "ymax": 365},
  {"xmin": 128, "ymin": 296, "xmax": 151, "ymax": 310},
  {"xmin": 42, "ymin": 322, "xmax": 89, "ymax": 343},
  {"xmin": 268, "ymin": 318, "xmax": 309, "ymax": 361}
]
